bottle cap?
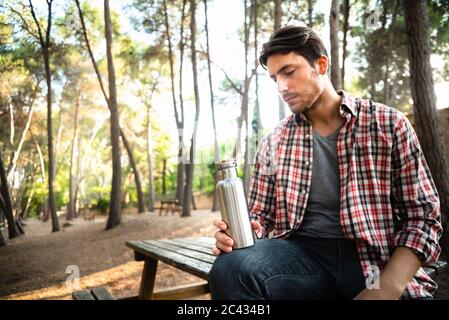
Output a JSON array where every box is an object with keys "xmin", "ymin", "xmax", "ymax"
[{"xmin": 215, "ymin": 158, "xmax": 237, "ymax": 170}]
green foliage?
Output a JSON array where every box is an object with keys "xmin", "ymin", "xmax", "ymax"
[{"xmin": 93, "ymin": 197, "xmax": 109, "ymax": 214}]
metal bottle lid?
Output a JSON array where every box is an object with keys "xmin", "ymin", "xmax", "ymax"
[{"xmin": 215, "ymin": 158, "xmax": 237, "ymax": 171}]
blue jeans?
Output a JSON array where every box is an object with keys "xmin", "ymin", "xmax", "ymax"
[{"xmin": 208, "ymin": 235, "xmax": 367, "ymax": 300}]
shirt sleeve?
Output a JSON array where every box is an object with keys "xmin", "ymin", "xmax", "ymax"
[
  {"xmin": 247, "ymin": 135, "xmax": 277, "ymax": 238},
  {"xmin": 391, "ymin": 111, "xmax": 443, "ymax": 266}
]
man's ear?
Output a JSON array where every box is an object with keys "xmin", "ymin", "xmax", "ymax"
[{"xmin": 315, "ymin": 56, "xmax": 328, "ymax": 75}]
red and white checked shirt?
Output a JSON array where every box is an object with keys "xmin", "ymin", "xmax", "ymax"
[{"xmin": 248, "ymin": 92, "xmax": 443, "ymax": 299}]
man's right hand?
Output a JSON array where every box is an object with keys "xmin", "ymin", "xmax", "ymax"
[{"xmin": 212, "ymin": 218, "xmax": 262, "ymax": 256}]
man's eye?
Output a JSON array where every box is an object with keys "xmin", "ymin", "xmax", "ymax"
[{"xmin": 285, "ymin": 70, "xmax": 295, "ymax": 75}]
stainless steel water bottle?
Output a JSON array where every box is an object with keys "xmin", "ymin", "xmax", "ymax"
[{"xmin": 215, "ymin": 159, "xmax": 255, "ymax": 249}]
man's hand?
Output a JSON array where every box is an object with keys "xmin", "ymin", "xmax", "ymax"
[
  {"xmin": 353, "ymin": 246, "xmax": 422, "ymax": 300},
  {"xmin": 212, "ymin": 218, "xmax": 262, "ymax": 256},
  {"xmin": 353, "ymin": 286, "xmax": 402, "ymax": 300}
]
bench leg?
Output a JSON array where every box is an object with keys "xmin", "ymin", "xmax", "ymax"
[{"xmin": 139, "ymin": 257, "xmax": 158, "ymax": 300}]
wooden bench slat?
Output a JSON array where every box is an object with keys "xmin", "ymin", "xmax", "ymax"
[
  {"xmin": 152, "ymin": 283, "xmax": 210, "ymax": 300},
  {"xmin": 145, "ymin": 240, "xmax": 216, "ymax": 264},
  {"xmin": 163, "ymin": 239, "xmax": 215, "ymax": 256},
  {"xmin": 126, "ymin": 240, "xmax": 213, "ymax": 280},
  {"xmin": 174, "ymin": 237, "xmax": 215, "ymax": 250},
  {"xmin": 428, "ymin": 260, "xmax": 448, "ymax": 275},
  {"xmin": 91, "ymin": 287, "xmax": 117, "ymax": 300},
  {"xmin": 72, "ymin": 290, "xmax": 95, "ymax": 300}
]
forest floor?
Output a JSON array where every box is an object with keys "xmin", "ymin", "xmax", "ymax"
[
  {"xmin": 0, "ymin": 209, "xmax": 218, "ymax": 300},
  {"xmin": 1, "ymin": 209, "xmax": 448, "ymax": 300}
]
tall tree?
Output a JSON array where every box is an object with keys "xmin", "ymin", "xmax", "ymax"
[
  {"xmin": 307, "ymin": 0, "xmax": 313, "ymax": 27},
  {"xmin": 203, "ymin": 0, "xmax": 220, "ymax": 212},
  {"xmin": 341, "ymin": 0, "xmax": 350, "ymax": 90},
  {"xmin": 329, "ymin": 0, "xmax": 341, "ymax": 90},
  {"xmin": 104, "ymin": 0, "xmax": 122, "ymax": 229},
  {"xmin": 243, "ymin": 0, "xmax": 252, "ymax": 193},
  {"xmin": 382, "ymin": 0, "xmax": 401, "ymax": 106},
  {"xmin": 75, "ymin": 0, "xmax": 146, "ymax": 218},
  {"xmin": 162, "ymin": 0, "xmax": 186, "ymax": 207},
  {"xmin": 403, "ymin": 0, "xmax": 449, "ymax": 256},
  {"xmin": 252, "ymin": 0, "xmax": 262, "ymax": 139},
  {"xmin": 182, "ymin": 0, "xmax": 200, "ymax": 217},
  {"xmin": 0, "ymin": 149, "xmax": 21, "ymax": 240},
  {"xmin": 67, "ymin": 85, "xmax": 81, "ymax": 220},
  {"xmin": 274, "ymin": 0, "xmax": 285, "ymax": 120},
  {"xmin": 29, "ymin": 0, "xmax": 59, "ymax": 232},
  {"xmin": 176, "ymin": 0, "xmax": 188, "ymax": 207}
]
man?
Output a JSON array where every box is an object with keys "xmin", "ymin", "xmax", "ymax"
[{"xmin": 209, "ymin": 26, "xmax": 442, "ymax": 300}]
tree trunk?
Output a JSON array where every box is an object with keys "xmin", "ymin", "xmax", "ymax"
[
  {"xmin": 383, "ymin": 0, "xmax": 400, "ymax": 106},
  {"xmin": 29, "ymin": 130, "xmax": 47, "ymax": 221},
  {"xmin": 67, "ymin": 87, "xmax": 80, "ymax": 221},
  {"xmin": 403, "ymin": 0, "xmax": 449, "ymax": 257},
  {"xmin": 104, "ymin": 0, "xmax": 122, "ymax": 230},
  {"xmin": 183, "ymin": 0, "xmax": 200, "ymax": 218},
  {"xmin": 329, "ymin": 0, "xmax": 341, "ymax": 90},
  {"xmin": 146, "ymin": 103, "xmax": 155, "ymax": 212},
  {"xmin": 253, "ymin": 0, "xmax": 262, "ymax": 143},
  {"xmin": 160, "ymin": 158, "xmax": 166, "ymax": 196},
  {"xmin": 163, "ymin": 0, "xmax": 186, "ymax": 207},
  {"xmin": 6, "ymin": 83, "xmax": 38, "ymax": 183},
  {"xmin": 274, "ymin": 0, "xmax": 285, "ymax": 121},
  {"xmin": 307, "ymin": 0, "xmax": 313, "ymax": 27},
  {"xmin": 29, "ymin": 0, "xmax": 59, "ymax": 232},
  {"xmin": 0, "ymin": 229, "xmax": 6, "ymax": 247},
  {"xmin": 243, "ymin": 0, "xmax": 251, "ymax": 193},
  {"xmin": 121, "ymin": 131, "xmax": 145, "ymax": 213},
  {"xmin": 341, "ymin": 0, "xmax": 349, "ymax": 90},
  {"xmin": 203, "ymin": 0, "xmax": 220, "ymax": 212},
  {"xmin": 0, "ymin": 150, "xmax": 21, "ymax": 239}
]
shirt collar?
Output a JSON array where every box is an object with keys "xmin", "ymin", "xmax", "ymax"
[{"xmin": 294, "ymin": 90, "xmax": 358, "ymax": 125}]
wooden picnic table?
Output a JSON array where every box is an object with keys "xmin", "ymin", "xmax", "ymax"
[
  {"xmin": 126, "ymin": 236, "xmax": 216, "ymax": 300},
  {"xmin": 125, "ymin": 236, "xmax": 447, "ymax": 300},
  {"xmin": 158, "ymin": 199, "xmax": 181, "ymax": 216}
]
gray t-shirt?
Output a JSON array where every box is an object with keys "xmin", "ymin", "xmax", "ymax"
[{"xmin": 296, "ymin": 124, "xmax": 345, "ymax": 238}]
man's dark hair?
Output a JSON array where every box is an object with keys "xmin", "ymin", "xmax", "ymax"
[{"xmin": 259, "ymin": 25, "xmax": 328, "ymax": 69}]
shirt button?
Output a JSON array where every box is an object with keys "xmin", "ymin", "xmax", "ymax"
[
  {"xmin": 305, "ymin": 134, "xmax": 310, "ymax": 139},
  {"xmin": 301, "ymin": 189, "xmax": 307, "ymax": 194},
  {"xmin": 305, "ymin": 160, "xmax": 310, "ymax": 166}
]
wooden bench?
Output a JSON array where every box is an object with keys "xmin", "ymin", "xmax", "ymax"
[
  {"xmin": 125, "ymin": 236, "xmax": 448, "ymax": 300},
  {"xmin": 158, "ymin": 199, "xmax": 181, "ymax": 216},
  {"xmin": 422, "ymin": 260, "xmax": 448, "ymax": 279},
  {"xmin": 126, "ymin": 237, "xmax": 215, "ymax": 300},
  {"xmin": 72, "ymin": 286, "xmax": 117, "ymax": 300}
]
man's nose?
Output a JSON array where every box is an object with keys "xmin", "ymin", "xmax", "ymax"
[{"xmin": 277, "ymin": 78, "xmax": 288, "ymax": 94}]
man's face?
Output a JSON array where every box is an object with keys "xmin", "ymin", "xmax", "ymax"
[{"xmin": 267, "ymin": 52, "xmax": 324, "ymax": 114}]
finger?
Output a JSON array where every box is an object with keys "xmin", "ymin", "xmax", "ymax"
[
  {"xmin": 212, "ymin": 247, "xmax": 221, "ymax": 256},
  {"xmin": 215, "ymin": 238, "xmax": 233, "ymax": 253},
  {"xmin": 251, "ymin": 220, "xmax": 261, "ymax": 230},
  {"xmin": 215, "ymin": 230, "xmax": 234, "ymax": 246},
  {"xmin": 213, "ymin": 218, "xmax": 228, "ymax": 230}
]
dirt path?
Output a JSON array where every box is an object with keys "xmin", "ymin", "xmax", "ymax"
[
  {"xmin": 0, "ymin": 210, "xmax": 219, "ymax": 300},
  {"xmin": 1, "ymin": 209, "xmax": 447, "ymax": 300}
]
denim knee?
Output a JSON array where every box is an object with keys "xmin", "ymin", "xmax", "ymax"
[{"xmin": 208, "ymin": 249, "xmax": 266, "ymax": 300}]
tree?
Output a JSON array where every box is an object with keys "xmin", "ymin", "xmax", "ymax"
[
  {"xmin": 103, "ymin": 0, "xmax": 122, "ymax": 229},
  {"xmin": 274, "ymin": 0, "xmax": 286, "ymax": 121},
  {"xmin": 203, "ymin": 0, "xmax": 219, "ymax": 212},
  {"xmin": 341, "ymin": 0, "xmax": 350, "ymax": 90},
  {"xmin": 75, "ymin": 0, "xmax": 147, "ymax": 221},
  {"xmin": 182, "ymin": 0, "xmax": 200, "ymax": 217},
  {"xmin": 67, "ymin": 84, "xmax": 81, "ymax": 220},
  {"xmin": 0, "ymin": 149, "xmax": 21, "ymax": 240},
  {"xmin": 403, "ymin": 0, "xmax": 449, "ymax": 256},
  {"xmin": 29, "ymin": 0, "xmax": 60, "ymax": 232},
  {"xmin": 329, "ymin": 0, "xmax": 341, "ymax": 90}
]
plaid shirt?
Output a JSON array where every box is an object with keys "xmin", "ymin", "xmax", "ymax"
[{"xmin": 248, "ymin": 92, "xmax": 443, "ymax": 299}]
